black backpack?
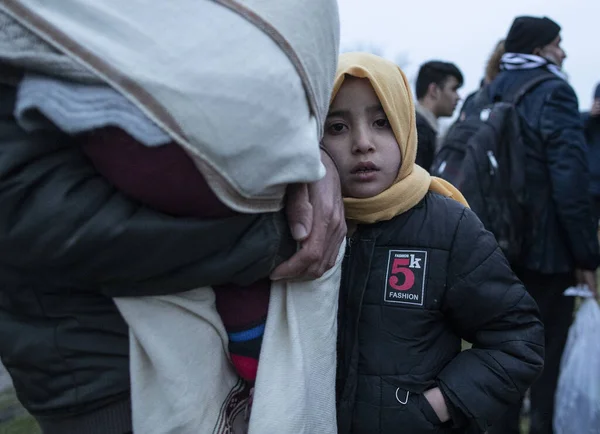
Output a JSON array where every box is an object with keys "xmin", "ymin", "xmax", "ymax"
[{"xmin": 431, "ymin": 74, "xmax": 555, "ymax": 264}]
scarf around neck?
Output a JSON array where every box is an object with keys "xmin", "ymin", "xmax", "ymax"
[
  {"xmin": 500, "ymin": 52, "xmax": 567, "ymax": 81},
  {"xmin": 331, "ymin": 53, "xmax": 468, "ymax": 224}
]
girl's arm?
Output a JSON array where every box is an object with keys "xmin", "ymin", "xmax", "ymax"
[{"xmin": 436, "ymin": 208, "xmax": 544, "ymax": 431}]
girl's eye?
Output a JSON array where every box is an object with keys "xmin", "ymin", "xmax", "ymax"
[
  {"xmin": 374, "ymin": 118, "xmax": 390, "ymax": 128},
  {"xmin": 328, "ymin": 123, "xmax": 347, "ymax": 134}
]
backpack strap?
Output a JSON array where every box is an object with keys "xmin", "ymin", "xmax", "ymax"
[{"xmin": 506, "ymin": 72, "xmax": 559, "ymax": 106}]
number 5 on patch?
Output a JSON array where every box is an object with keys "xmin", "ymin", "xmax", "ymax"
[
  {"xmin": 389, "ymin": 258, "xmax": 415, "ymax": 291},
  {"xmin": 384, "ymin": 250, "xmax": 427, "ymax": 306}
]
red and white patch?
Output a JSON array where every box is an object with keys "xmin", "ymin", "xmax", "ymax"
[{"xmin": 383, "ymin": 250, "xmax": 428, "ymax": 306}]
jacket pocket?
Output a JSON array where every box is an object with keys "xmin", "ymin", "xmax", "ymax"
[
  {"xmin": 384, "ymin": 389, "xmax": 437, "ymax": 434},
  {"xmin": 353, "ymin": 380, "xmax": 441, "ymax": 434},
  {"xmin": 416, "ymin": 393, "xmax": 442, "ymax": 425}
]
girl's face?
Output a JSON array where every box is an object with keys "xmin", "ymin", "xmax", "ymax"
[{"xmin": 322, "ymin": 77, "xmax": 401, "ymax": 198}]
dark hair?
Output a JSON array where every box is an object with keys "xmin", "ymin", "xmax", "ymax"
[{"xmin": 415, "ymin": 61, "xmax": 464, "ymax": 100}]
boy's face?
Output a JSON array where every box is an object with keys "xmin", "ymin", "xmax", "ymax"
[
  {"xmin": 322, "ymin": 77, "xmax": 401, "ymax": 199},
  {"xmin": 535, "ymin": 35, "xmax": 566, "ymax": 68},
  {"xmin": 433, "ymin": 76, "xmax": 461, "ymax": 118}
]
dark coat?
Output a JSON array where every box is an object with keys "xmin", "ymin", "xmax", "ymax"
[
  {"xmin": 336, "ymin": 192, "xmax": 544, "ymax": 434},
  {"xmin": 486, "ymin": 69, "xmax": 600, "ymax": 273},
  {"xmin": 415, "ymin": 111, "xmax": 437, "ymax": 172}
]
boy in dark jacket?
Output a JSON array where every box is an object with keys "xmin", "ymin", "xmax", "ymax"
[{"xmin": 325, "ymin": 52, "xmax": 544, "ymax": 434}]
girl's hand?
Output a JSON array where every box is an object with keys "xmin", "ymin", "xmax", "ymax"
[{"xmin": 424, "ymin": 387, "xmax": 451, "ymax": 423}]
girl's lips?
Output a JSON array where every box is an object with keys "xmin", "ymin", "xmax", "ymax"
[
  {"xmin": 351, "ymin": 169, "xmax": 379, "ymax": 182},
  {"xmin": 351, "ymin": 161, "xmax": 380, "ymax": 174}
]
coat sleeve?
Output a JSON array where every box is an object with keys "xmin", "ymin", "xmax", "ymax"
[
  {"xmin": 436, "ymin": 207, "xmax": 544, "ymax": 431},
  {"xmin": 0, "ymin": 90, "xmax": 295, "ymax": 297},
  {"xmin": 540, "ymin": 84, "xmax": 600, "ymax": 270}
]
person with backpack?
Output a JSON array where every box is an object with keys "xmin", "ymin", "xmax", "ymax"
[
  {"xmin": 480, "ymin": 16, "xmax": 600, "ymax": 434},
  {"xmin": 583, "ymin": 83, "xmax": 600, "ymax": 224},
  {"xmin": 414, "ymin": 61, "xmax": 464, "ymax": 171}
]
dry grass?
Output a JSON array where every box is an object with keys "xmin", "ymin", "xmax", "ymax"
[{"xmin": 0, "ymin": 389, "xmax": 39, "ymax": 434}]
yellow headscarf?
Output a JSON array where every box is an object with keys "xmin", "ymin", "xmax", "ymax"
[{"xmin": 331, "ymin": 52, "xmax": 468, "ymax": 223}]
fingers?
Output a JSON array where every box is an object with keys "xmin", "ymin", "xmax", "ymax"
[
  {"xmin": 285, "ymin": 184, "xmax": 312, "ymax": 241},
  {"xmin": 308, "ymin": 230, "xmax": 342, "ymax": 278},
  {"xmin": 270, "ymin": 183, "xmax": 317, "ymax": 281},
  {"xmin": 270, "ymin": 241, "xmax": 322, "ymax": 281},
  {"xmin": 276, "ymin": 211, "xmax": 333, "ymax": 281},
  {"xmin": 270, "ymin": 202, "xmax": 345, "ymax": 281},
  {"xmin": 304, "ymin": 228, "xmax": 332, "ymax": 280},
  {"xmin": 306, "ymin": 207, "xmax": 346, "ymax": 278},
  {"xmin": 585, "ymin": 271, "xmax": 598, "ymax": 296},
  {"xmin": 304, "ymin": 178, "xmax": 346, "ymax": 278},
  {"xmin": 575, "ymin": 269, "xmax": 598, "ymax": 300},
  {"xmin": 270, "ymin": 150, "xmax": 345, "ymax": 281}
]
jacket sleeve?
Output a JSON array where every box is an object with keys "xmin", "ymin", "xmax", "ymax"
[
  {"xmin": 415, "ymin": 117, "xmax": 436, "ymax": 172},
  {"xmin": 0, "ymin": 90, "xmax": 295, "ymax": 297},
  {"xmin": 540, "ymin": 84, "xmax": 600, "ymax": 270},
  {"xmin": 436, "ymin": 208, "xmax": 544, "ymax": 431}
]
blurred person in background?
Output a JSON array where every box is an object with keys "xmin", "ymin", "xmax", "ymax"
[
  {"xmin": 414, "ymin": 61, "xmax": 463, "ymax": 171},
  {"xmin": 487, "ymin": 16, "xmax": 600, "ymax": 434}
]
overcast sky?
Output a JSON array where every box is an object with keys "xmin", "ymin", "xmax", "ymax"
[{"xmin": 338, "ymin": 0, "xmax": 599, "ymax": 111}]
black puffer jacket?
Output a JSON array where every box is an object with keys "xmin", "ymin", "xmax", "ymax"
[
  {"xmin": 0, "ymin": 84, "xmax": 295, "ymax": 433},
  {"xmin": 336, "ymin": 193, "xmax": 544, "ymax": 434},
  {"xmin": 487, "ymin": 69, "xmax": 600, "ymax": 273}
]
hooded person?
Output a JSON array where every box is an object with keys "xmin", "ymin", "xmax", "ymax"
[
  {"xmin": 325, "ymin": 52, "xmax": 544, "ymax": 434},
  {"xmin": 0, "ymin": 1, "xmax": 344, "ymax": 433}
]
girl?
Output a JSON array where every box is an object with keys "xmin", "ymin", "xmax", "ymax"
[{"xmin": 326, "ymin": 52, "xmax": 544, "ymax": 434}]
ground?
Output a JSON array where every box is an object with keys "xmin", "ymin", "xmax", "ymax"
[{"xmin": 0, "ymin": 387, "xmax": 40, "ymax": 434}]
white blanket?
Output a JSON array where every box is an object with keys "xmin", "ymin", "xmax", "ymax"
[
  {"xmin": 0, "ymin": 0, "xmax": 339, "ymax": 213},
  {"xmin": 115, "ymin": 242, "xmax": 344, "ymax": 434}
]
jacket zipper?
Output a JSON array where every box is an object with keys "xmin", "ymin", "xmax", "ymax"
[{"xmin": 345, "ymin": 229, "xmax": 359, "ymax": 258}]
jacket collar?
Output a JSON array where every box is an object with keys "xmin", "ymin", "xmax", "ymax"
[{"xmin": 416, "ymin": 102, "xmax": 438, "ymax": 133}]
